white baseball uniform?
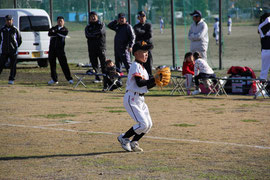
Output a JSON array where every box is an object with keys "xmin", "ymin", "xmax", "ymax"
[
  {"xmin": 124, "ymin": 61, "xmax": 152, "ymax": 135},
  {"xmin": 258, "ymin": 17, "xmax": 270, "ymax": 80}
]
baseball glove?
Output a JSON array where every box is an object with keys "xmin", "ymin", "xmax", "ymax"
[{"xmin": 154, "ymin": 66, "xmax": 171, "ymax": 87}]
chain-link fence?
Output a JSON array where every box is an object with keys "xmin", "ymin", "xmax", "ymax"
[{"xmin": 1, "ymin": 0, "xmax": 270, "ymax": 69}]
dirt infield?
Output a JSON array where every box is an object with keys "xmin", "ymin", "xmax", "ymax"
[{"xmin": 0, "ymin": 67, "xmax": 270, "ymax": 179}]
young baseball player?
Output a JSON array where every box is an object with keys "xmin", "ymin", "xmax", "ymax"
[
  {"xmin": 117, "ymin": 41, "xmax": 156, "ymax": 152},
  {"xmin": 182, "ymin": 52, "xmax": 194, "ymax": 95}
]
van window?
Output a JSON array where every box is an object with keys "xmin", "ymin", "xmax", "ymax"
[
  {"xmin": 0, "ymin": 17, "xmax": 5, "ymax": 27},
  {"xmin": 20, "ymin": 16, "xmax": 50, "ymax": 31}
]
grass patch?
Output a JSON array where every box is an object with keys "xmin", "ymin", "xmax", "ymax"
[
  {"xmin": 149, "ymin": 166, "xmax": 178, "ymax": 172},
  {"xmin": 239, "ymin": 103, "xmax": 260, "ymax": 108},
  {"xmin": 241, "ymin": 119, "xmax": 259, "ymax": 123},
  {"xmin": 103, "ymin": 106, "xmax": 125, "ymax": 109},
  {"xmin": 115, "ymin": 165, "xmax": 141, "ymax": 171},
  {"xmin": 39, "ymin": 113, "xmax": 76, "ymax": 119},
  {"xmin": 18, "ymin": 90, "xmax": 27, "ymax": 93},
  {"xmin": 207, "ymin": 108, "xmax": 225, "ymax": 114},
  {"xmin": 108, "ymin": 110, "xmax": 126, "ymax": 113},
  {"xmin": 172, "ymin": 123, "xmax": 196, "ymax": 127},
  {"xmin": 86, "ymin": 112, "xmax": 93, "ymax": 114}
]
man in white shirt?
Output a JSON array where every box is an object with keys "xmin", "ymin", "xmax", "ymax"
[
  {"xmin": 213, "ymin": 18, "xmax": 219, "ymax": 45},
  {"xmin": 188, "ymin": 10, "xmax": 209, "ymax": 61}
]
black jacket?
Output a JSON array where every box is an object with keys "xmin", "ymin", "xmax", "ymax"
[
  {"xmin": 107, "ymin": 20, "xmax": 135, "ymax": 51},
  {"xmin": 0, "ymin": 25, "xmax": 22, "ymax": 55},
  {"xmin": 133, "ymin": 22, "xmax": 153, "ymax": 44},
  {"xmin": 85, "ymin": 21, "xmax": 106, "ymax": 50},
  {"xmin": 48, "ymin": 25, "xmax": 68, "ymax": 53}
]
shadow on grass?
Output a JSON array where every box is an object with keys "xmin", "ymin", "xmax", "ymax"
[{"xmin": 0, "ymin": 151, "xmax": 126, "ymax": 161}]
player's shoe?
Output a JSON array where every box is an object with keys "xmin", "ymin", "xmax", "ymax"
[
  {"xmin": 130, "ymin": 141, "xmax": 143, "ymax": 152},
  {"xmin": 192, "ymin": 89, "xmax": 201, "ymax": 95},
  {"xmin": 93, "ymin": 79, "xmax": 102, "ymax": 83},
  {"xmin": 48, "ymin": 80, "xmax": 59, "ymax": 85},
  {"xmin": 68, "ymin": 79, "xmax": 74, "ymax": 84},
  {"xmin": 117, "ymin": 134, "xmax": 132, "ymax": 152},
  {"xmin": 8, "ymin": 80, "xmax": 14, "ymax": 85}
]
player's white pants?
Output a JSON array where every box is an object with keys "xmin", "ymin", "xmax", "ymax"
[
  {"xmin": 228, "ymin": 25, "xmax": 232, "ymax": 34},
  {"xmin": 124, "ymin": 91, "xmax": 152, "ymax": 135},
  {"xmin": 215, "ymin": 30, "xmax": 219, "ymax": 41},
  {"xmin": 184, "ymin": 74, "xmax": 193, "ymax": 90},
  {"xmin": 260, "ymin": 49, "xmax": 270, "ymax": 80}
]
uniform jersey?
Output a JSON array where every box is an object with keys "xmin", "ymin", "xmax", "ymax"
[
  {"xmin": 258, "ymin": 17, "xmax": 270, "ymax": 50},
  {"xmin": 126, "ymin": 61, "xmax": 149, "ymax": 94}
]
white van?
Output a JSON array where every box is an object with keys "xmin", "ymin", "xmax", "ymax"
[{"xmin": 0, "ymin": 9, "xmax": 51, "ymax": 67}]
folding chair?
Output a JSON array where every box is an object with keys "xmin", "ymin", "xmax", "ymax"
[
  {"xmin": 207, "ymin": 77, "xmax": 228, "ymax": 97},
  {"xmin": 254, "ymin": 80, "xmax": 269, "ymax": 99},
  {"xmin": 74, "ymin": 73, "xmax": 88, "ymax": 88},
  {"xmin": 170, "ymin": 75, "xmax": 186, "ymax": 95},
  {"xmin": 103, "ymin": 75, "xmax": 127, "ymax": 92},
  {"xmin": 73, "ymin": 72, "xmax": 105, "ymax": 88}
]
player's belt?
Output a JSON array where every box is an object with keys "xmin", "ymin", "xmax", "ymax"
[{"xmin": 126, "ymin": 90, "xmax": 144, "ymax": 96}]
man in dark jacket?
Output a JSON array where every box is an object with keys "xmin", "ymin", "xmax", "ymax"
[
  {"xmin": 108, "ymin": 13, "xmax": 135, "ymax": 73},
  {"xmin": 0, "ymin": 15, "xmax": 22, "ymax": 85},
  {"xmin": 48, "ymin": 16, "xmax": 73, "ymax": 85},
  {"xmin": 85, "ymin": 11, "xmax": 106, "ymax": 83},
  {"xmin": 133, "ymin": 11, "xmax": 153, "ymax": 75}
]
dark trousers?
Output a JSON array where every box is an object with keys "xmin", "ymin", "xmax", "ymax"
[
  {"xmin": 89, "ymin": 49, "xmax": 106, "ymax": 81},
  {"xmin": 143, "ymin": 50, "xmax": 153, "ymax": 75},
  {"xmin": 115, "ymin": 49, "xmax": 131, "ymax": 73},
  {"xmin": 0, "ymin": 53, "xmax": 17, "ymax": 81},
  {"xmin": 195, "ymin": 73, "xmax": 217, "ymax": 87},
  {"xmin": 49, "ymin": 51, "xmax": 72, "ymax": 82}
]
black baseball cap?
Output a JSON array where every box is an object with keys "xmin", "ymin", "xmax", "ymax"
[
  {"xmin": 5, "ymin": 15, "xmax": 13, "ymax": 20},
  {"xmin": 118, "ymin": 13, "xmax": 125, "ymax": 18},
  {"xmin": 138, "ymin": 11, "xmax": 146, "ymax": 17},
  {"xmin": 57, "ymin": 16, "xmax": 64, "ymax": 20},
  {"xmin": 90, "ymin": 11, "xmax": 97, "ymax": 16},
  {"xmin": 132, "ymin": 41, "xmax": 153, "ymax": 55},
  {"xmin": 190, "ymin": 10, "xmax": 202, "ymax": 17}
]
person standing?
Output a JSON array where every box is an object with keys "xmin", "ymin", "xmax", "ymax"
[
  {"xmin": 133, "ymin": 11, "xmax": 153, "ymax": 75},
  {"xmin": 48, "ymin": 16, "xmax": 73, "ymax": 85},
  {"xmin": 0, "ymin": 15, "xmax": 22, "ymax": 85},
  {"xmin": 188, "ymin": 10, "xmax": 209, "ymax": 61},
  {"xmin": 227, "ymin": 15, "xmax": 232, "ymax": 35},
  {"xmin": 159, "ymin": 17, "xmax": 164, "ymax": 34},
  {"xmin": 117, "ymin": 41, "xmax": 156, "ymax": 152},
  {"xmin": 108, "ymin": 13, "xmax": 135, "ymax": 74},
  {"xmin": 213, "ymin": 18, "xmax": 219, "ymax": 45},
  {"xmin": 258, "ymin": 13, "xmax": 270, "ymax": 81},
  {"xmin": 85, "ymin": 11, "xmax": 106, "ymax": 83}
]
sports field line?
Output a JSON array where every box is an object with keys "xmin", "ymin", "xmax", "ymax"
[{"xmin": 1, "ymin": 123, "xmax": 270, "ymax": 150}]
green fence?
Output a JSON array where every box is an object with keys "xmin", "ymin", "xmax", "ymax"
[{"xmin": 1, "ymin": 0, "xmax": 269, "ymax": 69}]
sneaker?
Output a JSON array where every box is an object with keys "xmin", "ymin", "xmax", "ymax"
[
  {"xmin": 48, "ymin": 80, "xmax": 59, "ymax": 85},
  {"xmin": 192, "ymin": 89, "xmax": 201, "ymax": 95},
  {"xmin": 117, "ymin": 134, "xmax": 132, "ymax": 152},
  {"xmin": 130, "ymin": 141, "xmax": 143, "ymax": 152},
  {"xmin": 68, "ymin": 80, "xmax": 74, "ymax": 84},
  {"xmin": 8, "ymin": 80, "xmax": 14, "ymax": 85},
  {"xmin": 93, "ymin": 79, "xmax": 102, "ymax": 83}
]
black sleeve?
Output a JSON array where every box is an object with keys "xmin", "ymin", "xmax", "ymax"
[
  {"xmin": 135, "ymin": 76, "xmax": 156, "ymax": 89},
  {"xmin": 143, "ymin": 24, "xmax": 152, "ymax": 41},
  {"xmin": 107, "ymin": 20, "xmax": 118, "ymax": 31},
  {"xmin": 48, "ymin": 26, "xmax": 57, "ymax": 37}
]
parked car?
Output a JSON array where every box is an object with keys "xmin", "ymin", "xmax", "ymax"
[{"xmin": 0, "ymin": 9, "xmax": 52, "ymax": 67}]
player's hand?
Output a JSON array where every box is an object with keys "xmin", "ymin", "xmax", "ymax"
[{"xmin": 128, "ymin": 48, "xmax": 132, "ymax": 52}]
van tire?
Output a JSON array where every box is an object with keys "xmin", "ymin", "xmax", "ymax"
[{"xmin": 38, "ymin": 59, "xmax": 48, "ymax": 67}]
